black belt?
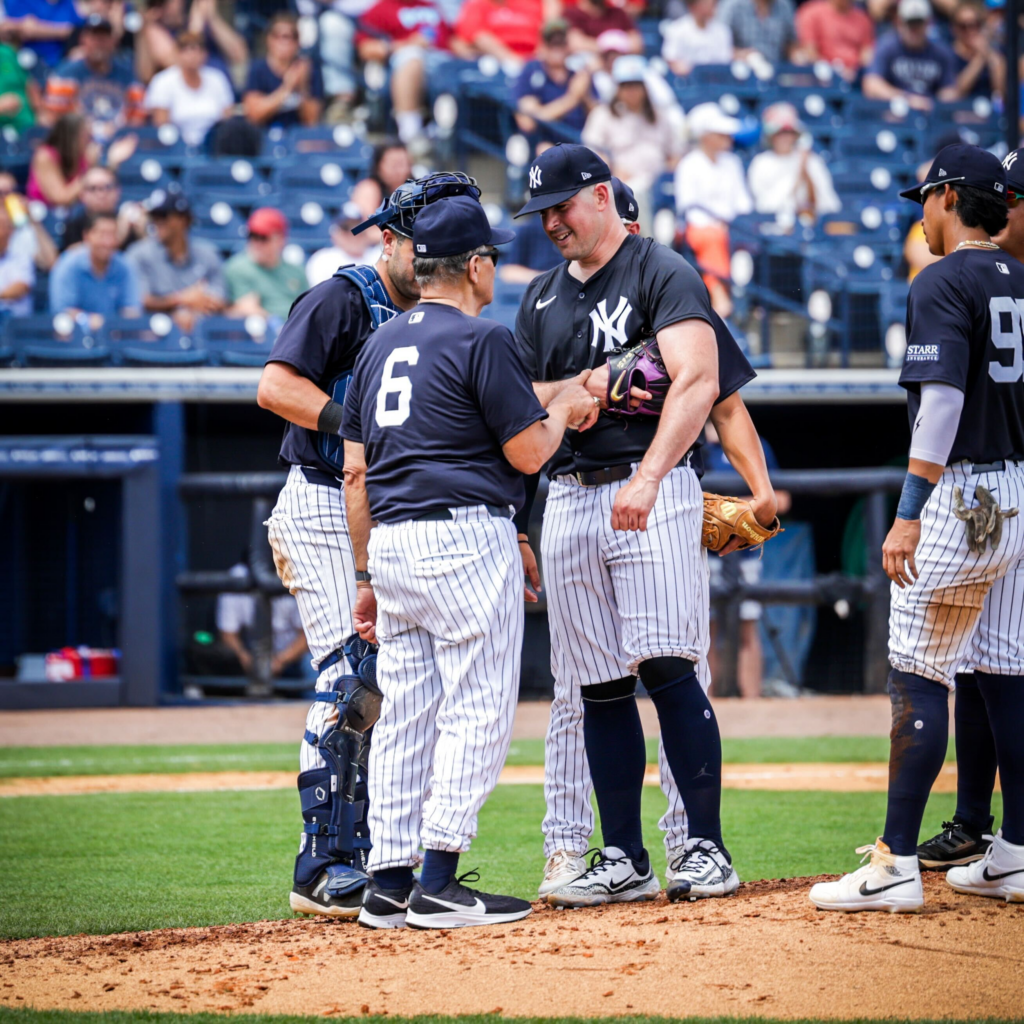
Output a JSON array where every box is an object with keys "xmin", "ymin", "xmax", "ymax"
[
  {"xmin": 574, "ymin": 465, "xmax": 633, "ymax": 487},
  {"xmin": 300, "ymin": 466, "xmax": 343, "ymax": 489},
  {"xmin": 413, "ymin": 504, "xmax": 513, "ymax": 521},
  {"xmin": 972, "ymin": 459, "xmax": 1024, "ymax": 474}
]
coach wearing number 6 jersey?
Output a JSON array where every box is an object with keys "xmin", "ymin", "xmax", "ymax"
[{"xmin": 341, "ymin": 194, "xmax": 597, "ymax": 930}]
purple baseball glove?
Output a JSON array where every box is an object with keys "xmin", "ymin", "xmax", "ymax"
[{"xmin": 605, "ymin": 337, "xmax": 671, "ymax": 416}]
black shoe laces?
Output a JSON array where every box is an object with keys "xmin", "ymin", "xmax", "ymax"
[{"xmin": 669, "ymin": 840, "xmax": 718, "ymax": 874}]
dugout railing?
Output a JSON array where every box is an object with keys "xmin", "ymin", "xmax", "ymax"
[{"xmin": 177, "ymin": 467, "xmax": 906, "ymax": 700}]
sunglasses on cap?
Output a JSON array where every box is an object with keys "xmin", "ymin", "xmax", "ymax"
[{"xmin": 919, "ymin": 176, "xmax": 966, "ymax": 200}]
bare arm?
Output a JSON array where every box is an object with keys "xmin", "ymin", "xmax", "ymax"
[
  {"xmin": 271, "ymin": 630, "xmax": 308, "ymax": 674},
  {"xmin": 502, "ymin": 384, "xmax": 598, "ymax": 474},
  {"xmin": 611, "ymin": 318, "xmax": 718, "ymax": 531},
  {"xmin": 29, "ymin": 218, "xmax": 58, "ymax": 272},
  {"xmin": 220, "ymin": 630, "xmax": 253, "ymax": 671},
  {"xmin": 257, "ymin": 360, "xmax": 331, "ymax": 430},
  {"xmin": 30, "ymin": 147, "xmax": 83, "ymax": 206},
  {"xmin": 708, "ymin": 392, "xmax": 775, "ymax": 508},
  {"xmin": 243, "ymin": 83, "xmax": 294, "ymax": 124},
  {"xmin": 343, "ymin": 440, "xmax": 378, "ymax": 641},
  {"xmin": 298, "ymin": 96, "xmax": 323, "ymax": 126}
]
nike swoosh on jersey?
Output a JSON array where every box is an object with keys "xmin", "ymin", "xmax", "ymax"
[
  {"xmin": 858, "ymin": 877, "xmax": 915, "ymax": 897},
  {"xmin": 983, "ymin": 866, "xmax": 1024, "ymax": 881},
  {"xmin": 420, "ymin": 893, "xmax": 487, "ymax": 914},
  {"xmin": 536, "ymin": 295, "xmax": 557, "ymax": 310},
  {"xmin": 609, "ymin": 369, "xmax": 628, "ymax": 403},
  {"xmin": 375, "ymin": 894, "xmax": 410, "ymax": 909}
]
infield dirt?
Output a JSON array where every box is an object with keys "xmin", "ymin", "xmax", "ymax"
[{"xmin": 2, "ymin": 876, "xmax": 1020, "ymax": 1020}]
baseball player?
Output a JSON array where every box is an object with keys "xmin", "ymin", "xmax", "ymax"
[
  {"xmin": 341, "ymin": 195, "xmax": 597, "ymax": 929},
  {"xmin": 536, "ymin": 176, "xmax": 779, "ymax": 899},
  {"xmin": 916, "ymin": 146, "xmax": 1024, "ymax": 872},
  {"xmin": 257, "ymin": 172, "xmax": 481, "ymax": 918},
  {"xmin": 513, "ymin": 144, "xmax": 779, "ymax": 907},
  {"xmin": 810, "ymin": 144, "xmax": 1024, "ymax": 912}
]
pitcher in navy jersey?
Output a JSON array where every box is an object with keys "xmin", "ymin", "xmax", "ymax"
[
  {"xmin": 512, "ymin": 144, "xmax": 780, "ymax": 908},
  {"xmin": 811, "ymin": 145, "xmax": 1024, "ymax": 912},
  {"xmin": 342, "ymin": 195, "xmax": 597, "ymax": 930}
]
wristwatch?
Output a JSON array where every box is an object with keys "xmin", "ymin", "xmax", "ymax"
[{"xmin": 355, "ymin": 570, "xmax": 372, "ymax": 583}]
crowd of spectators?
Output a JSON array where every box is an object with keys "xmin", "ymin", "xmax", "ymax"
[{"xmin": 0, "ymin": 0, "xmax": 1013, "ymax": 336}]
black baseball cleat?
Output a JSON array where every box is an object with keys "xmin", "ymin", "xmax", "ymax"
[
  {"xmin": 917, "ymin": 818, "xmax": 993, "ymax": 870},
  {"xmin": 290, "ymin": 864, "xmax": 366, "ymax": 918},
  {"xmin": 358, "ymin": 879, "xmax": 414, "ymax": 929},
  {"xmin": 405, "ymin": 870, "xmax": 533, "ymax": 929}
]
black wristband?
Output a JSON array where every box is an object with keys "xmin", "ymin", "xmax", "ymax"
[{"xmin": 317, "ymin": 399, "xmax": 344, "ymax": 436}]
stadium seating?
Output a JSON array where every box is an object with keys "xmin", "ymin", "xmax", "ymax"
[
  {"xmin": 103, "ymin": 317, "xmax": 207, "ymax": 367},
  {"xmin": 6, "ymin": 315, "xmax": 111, "ymax": 367},
  {"xmin": 197, "ymin": 316, "xmax": 277, "ymax": 367}
]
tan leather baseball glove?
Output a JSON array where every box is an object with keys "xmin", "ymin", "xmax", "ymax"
[{"xmin": 702, "ymin": 494, "xmax": 782, "ymax": 553}]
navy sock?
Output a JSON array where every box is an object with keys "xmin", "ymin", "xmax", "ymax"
[
  {"xmin": 374, "ymin": 867, "xmax": 414, "ymax": 890},
  {"xmin": 639, "ymin": 659, "xmax": 726, "ymax": 855},
  {"xmin": 953, "ymin": 673, "xmax": 997, "ymax": 833},
  {"xmin": 975, "ymin": 673, "xmax": 1024, "ymax": 845},
  {"xmin": 420, "ymin": 850, "xmax": 459, "ymax": 894},
  {"xmin": 582, "ymin": 683, "xmax": 646, "ymax": 863},
  {"xmin": 882, "ymin": 669, "xmax": 949, "ymax": 856}
]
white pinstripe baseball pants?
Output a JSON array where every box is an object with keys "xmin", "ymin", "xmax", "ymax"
[
  {"xmin": 365, "ymin": 507, "xmax": 523, "ymax": 872},
  {"xmin": 890, "ymin": 460, "xmax": 1024, "ymax": 689},
  {"xmin": 265, "ymin": 466, "xmax": 357, "ymax": 773},
  {"xmin": 540, "ymin": 465, "xmax": 710, "ymax": 857}
]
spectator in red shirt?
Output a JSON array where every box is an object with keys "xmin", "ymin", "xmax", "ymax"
[
  {"xmin": 565, "ymin": 0, "xmax": 641, "ymax": 54},
  {"xmin": 795, "ymin": 0, "xmax": 874, "ymax": 79},
  {"xmin": 454, "ymin": 0, "xmax": 549, "ymax": 73},
  {"xmin": 357, "ymin": 0, "xmax": 452, "ymax": 148}
]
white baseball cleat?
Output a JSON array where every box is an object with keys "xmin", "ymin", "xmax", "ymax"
[
  {"xmin": 667, "ymin": 838, "xmax": 740, "ymax": 901},
  {"xmin": 946, "ymin": 832, "xmax": 1024, "ymax": 903},
  {"xmin": 546, "ymin": 846, "xmax": 660, "ymax": 908},
  {"xmin": 538, "ymin": 849, "xmax": 587, "ymax": 897},
  {"xmin": 809, "ymin": 839, "xmax": 924, "ymax": 913}
]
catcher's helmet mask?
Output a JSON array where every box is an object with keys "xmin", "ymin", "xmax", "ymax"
[{"xmin": 352, "ymin": 171, "xmax": 481, "ymax": 237}]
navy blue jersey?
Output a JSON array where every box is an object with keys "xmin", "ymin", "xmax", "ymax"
[
  {"xmin": 900, "ymin": 249, "xmax": 1024, "ymax": 465},
  {"xmin": 342, "ymin": 302, "xmax": 548, "ymax": 523},
  {"xmin": 268, "ymin": 272, "xmax": 382, "ymax": 477},
  {"xmin": 514, "ymin": 233, "xmax": 753, "ymax": 478}
]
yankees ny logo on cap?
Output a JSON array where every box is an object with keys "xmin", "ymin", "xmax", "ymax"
[{"xmin": 516, "ymin": 144, "xmax": 612, "ymax": 217}]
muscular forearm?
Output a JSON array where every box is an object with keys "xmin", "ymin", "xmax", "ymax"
[
  {"xmin": 257, "ymin": 361, "xmax": 331, "ymax": 431},
  {"xmin": 532, "ymin": 376, "xmax": 581, "ymax": 406},
  {"xmin": 274, "ymin": 632, "xmax": 308, "ymax": 669},
  {"xmin": 708, "ymin": 393, "xmax": 774, "ymax": 503},
  {"xmin": 638, "ymin": 374, "xmax": 718, "ymax": 483},
  {"xmin": 343, "ymin": 467, "xmax": 373, "ymax": 571}
]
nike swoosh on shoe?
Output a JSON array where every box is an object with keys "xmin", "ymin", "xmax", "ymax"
[
  {"xmin": 421, "ymin": 894, "xmax": 486, "ymax": 913},
  {"xmin": 858, "ymin": 878, "xmax": 915, "ymax": 897},
  {"xmin": 983, "ymin": 866, "xmax": 1024, "ymax": 881},
  {"xmin": 375, "ymin": 894, "xmax": 410, "ymax": 909}
]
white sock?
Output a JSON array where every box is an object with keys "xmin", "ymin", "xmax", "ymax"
[{"xmin": 396, "ymin": 111, "xmax": 423, "ymax": 143}]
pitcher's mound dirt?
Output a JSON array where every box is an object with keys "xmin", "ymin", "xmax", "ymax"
[{"xmin": 2, "ymin": 876, "xmax": 1020, "ymax": 1019}]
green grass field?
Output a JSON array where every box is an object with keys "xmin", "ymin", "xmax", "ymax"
[
  {"xmin": 0, "ymin": 736, "xmax": 957, "ymax": 778},
  {"xmin": 0, "ymin": 780, "xmax": 994, "ymax": 940}
]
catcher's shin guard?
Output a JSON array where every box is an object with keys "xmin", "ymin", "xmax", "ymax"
[{"xmin": 294, "ymin": 766, "xmax": 368, "ymax": 896}]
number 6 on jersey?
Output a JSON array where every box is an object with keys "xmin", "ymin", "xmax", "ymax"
[{"xmin": 375, "ymin": 347, "xmax": 419, "ymax": 427}]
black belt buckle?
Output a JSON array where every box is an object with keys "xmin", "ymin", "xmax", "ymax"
[
  {"xmin": 973, "ymin": 460, "xmax": 1006, "ymax": 474},
  {"xmin": 574, "ymin": 465, "xmax": 633, "ymax": 487}
]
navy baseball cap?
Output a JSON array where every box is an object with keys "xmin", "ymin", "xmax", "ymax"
[
  {"xmin": 147, "ymin": 189, "xmax": 191, "ymax": 217},
  {"xmin": 900, "ymin": 143, "xmax": 1007, "ymax": 204},
  {"xmin": 612, "ymin": 177, "xmax": 638, "ymax": 223},
  {"xmin": 1003, "ymin": 148, "xmax": 1024, "ymax": 195},
  {"xmin": 515, "ymin": 144, "xmax": 612, "ymax": 217},
  {"xmin": 412, "ymin": 195, "xmax": 515, "ymax": 258}
]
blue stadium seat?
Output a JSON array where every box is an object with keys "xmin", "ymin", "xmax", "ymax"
[
  {"xmin": 271, "ymin": 159, "xmax": 354, "ymax": 207},
  {"xmin": 114, "ymin": 157, "xmax": 174, "ymax": 202},
  {"xmin": 7, "ymin": 314, "xmax": 111, "ymax": 367},
  {"xmin": 279, "ymin": 198, "xmax": 334, "ymax": 251},
  {"xmin": 190, "ymin": 199, "xmax": 248, "ymax": 255},
  {"xmin": 287, "ymin": 125, "xmax": 373, "ymax": 169},
  {"xmin": 831, "ymin": 124, "xmax": 919, "ymax": 166},
  {"xmin": 181, "ymin": 159, "xmax": 276, "ymax": 205},
  {"xmin": 103, "ymin": 316, "xmax": 208, "ymax": 366},
  {"xmin": 197, "ymin": 315, "xmax": 278, "ymax": 367}
]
